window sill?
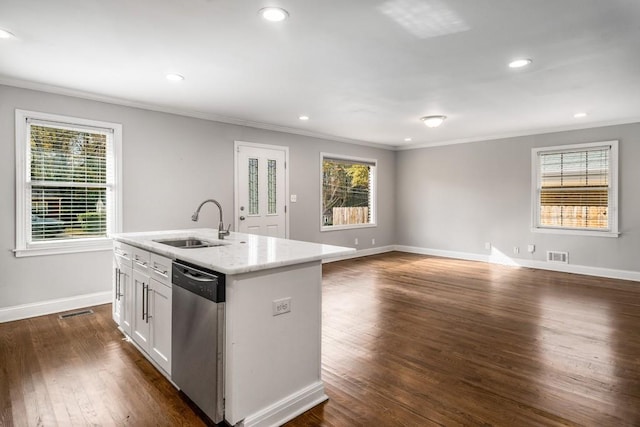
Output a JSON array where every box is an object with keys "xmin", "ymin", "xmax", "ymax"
[
  {"xmin": 321, "ymin": 223, "xmax": 377, "ymax": 232},
  {"xmin": 531, "ymin": 227, "xmax": 620, "ymax": 238},
  {"xmin": 14, "ymin": 238, "xmax": 113, "ymax": 257}
]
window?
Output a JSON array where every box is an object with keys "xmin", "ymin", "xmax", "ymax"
[
  {"xmin": 532, "ymin": 141, "xmax": 618, "ymax": 237},
  {"xmin": 15, "ymin": 110, "xmax": 122, "ymax": 257},
  {"xmin": 321, "ymin": 153, "xmax": 376, "ymax": 230}
]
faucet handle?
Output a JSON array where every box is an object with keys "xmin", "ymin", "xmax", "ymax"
[{"xmin": 218, "ymin": 224, "xmax": 231, "ymax": 239}]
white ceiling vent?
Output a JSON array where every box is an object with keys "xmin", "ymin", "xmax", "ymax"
[{"xmin": 546, "ymin": 251, "xmax": 569, "ymax": 264}]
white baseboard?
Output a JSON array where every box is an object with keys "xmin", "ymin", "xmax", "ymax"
[
  {"xmin": 323, "ymin": 245, "xmax": 395, "ymax": 263},
  {"xmin": 395, "ymin": 245, "xmax": 640, "ymax": 282},
  {"xmin": 0, "ymin": 291, "xmax": 112, "ymax": 323},
  {"xmin": 240, "ymin": 381, "xmax": 328, "ymax": 427}
]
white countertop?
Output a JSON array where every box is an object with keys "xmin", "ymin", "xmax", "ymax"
[{"xmin": 112, "ymin": 228, "xmax": 355, "ymax": 275}]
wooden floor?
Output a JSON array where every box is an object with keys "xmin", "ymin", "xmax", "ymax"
[{"xmin": 2, "ymin": 252, "xmax": 640, "ymax": 426}]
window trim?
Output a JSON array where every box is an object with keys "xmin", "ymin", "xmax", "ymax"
[
  {"xmin": 531, "ymin": 140, "xmax": 619, "ymax": 238},
  {"xmin": 14, "ymin": 109, "xmax": 123, "ymax": 257},
  {"xmin": 320, "ymin": 152, "xmax": 377, "ymax": 232}
]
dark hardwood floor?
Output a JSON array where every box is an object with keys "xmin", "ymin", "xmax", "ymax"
[
  {"xmin": 0, "ymin": 304, "xmax": 207, "ymax": 426},
  {"xmin": 286, "ymin": 252, "xmax": 640, "ymax": 427},
  {"xmin": 2, "ymin": 252, "xmax": 640, "ymax": 426}
]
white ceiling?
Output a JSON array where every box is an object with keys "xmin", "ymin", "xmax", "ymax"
[{"xmin": 2, "ymin": 0, "xmax": 640, "ymax": 149}]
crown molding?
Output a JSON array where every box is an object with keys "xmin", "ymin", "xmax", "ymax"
[
  {"xmin": 0, "ymin": 77, "xmax": 392, "ymax": 151},
  {"xmin": 394, "ymin": 117, "xmax": 640, "ymax": 151},
  {"xmin": 3, "ymin": 77, "xmax": 639, "ymax": 153}
]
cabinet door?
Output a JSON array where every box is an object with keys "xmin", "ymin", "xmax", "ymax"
[
  {"xmin": 112, "ymin": 259, "xmax": 122, "ymax": 326},
  {"xmin": 132, "ymin": 247, "xmax": 150, "ymax": 273},
  {"xmin": 149, "ymin": 253, "xmax": 171, "ymax": 285},
  {"xmin": 113, "ymin": 242, "xmax": 133, "ymax": 329},
  {"xmin": 149, "ymin": 278, "xmax": 172, "ymax": 374},
  {"xmin": 132, "ymin": 269, "xmax": 151, "ymax": 351},
  {"xmin": 120, "ymin": 264, "xmax": 134, "ymax": 336}
]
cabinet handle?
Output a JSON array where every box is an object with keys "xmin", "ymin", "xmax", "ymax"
[
  {"xmin": 145, "ymin": 286, "xmax": 152, "ymax": 324},
  {"xmin": 115, "ymin": 267, "xmax": 119, "ymax": 301},
  {"xmin": 141, "ymin": 283, "xmax": 146, "ymax": 320},
  {"xmin": 151, "ymin": 263, "xmax": 168, "ymax": 277},
  {"xmin": 135, "ymin": 260, "xmax": 148, "ymax": 267},
  {"xmin": 118, "ymin": 270, "xmax": 124, "ymax": 300}
]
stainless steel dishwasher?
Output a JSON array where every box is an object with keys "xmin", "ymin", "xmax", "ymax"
[{"xmin": 172, "ymin": 260, "xmax": 225, "ymax": 424}]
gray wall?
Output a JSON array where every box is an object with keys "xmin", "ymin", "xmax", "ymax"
[
  {"xmin": 396, "ymin": 124, "xmax": 640, "ymax": 272},
  {"xmin": 0, "ymin": 85, "xmax": 395, "ymax": 309}
]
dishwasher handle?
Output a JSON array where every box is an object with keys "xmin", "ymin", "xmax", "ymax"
[
  {"xmin": 182, "ymin": 269, "xmax": 219, "ymax": 282},
  {"xmin": 172, "ymin": 261, "xmax": 225, "ymax": 303}
]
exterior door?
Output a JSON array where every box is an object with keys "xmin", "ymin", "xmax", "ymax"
[{"xmin": 235, "ymin": 142, "xmax": 288, "ymax": 238}]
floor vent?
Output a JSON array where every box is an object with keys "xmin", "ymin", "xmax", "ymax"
[
  {"xmin": 59, "ymin": 309, "xmax": 94, "ymax": 319},
  {"xmin": 546, "ymin": 251, "xmax": 569, "ymax": 264}
]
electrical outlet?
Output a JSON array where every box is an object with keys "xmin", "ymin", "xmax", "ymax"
[
  {"xmin": 513, "ymin": 246, "xmax": 520, "ymax": 254},
  {"xmin": 371, "ymin": 238, "xmax": 375, "ymax": 245},
  {"xmin": 272, "ymin": 297, "xmax": 292, "ymax": 316},
  {"xmin": 354, "ymin": 238, "xmax": 359, "ymax": 245},
  {"xmin": 290, "ymin": 194, "xmax": 297, "ymax": 203},
  {"xmin": 484, "ymin": 242, "xmax": 491, "ymax": 250},
  {"xmin": 527, "ymin": 244, "xmax": 535, "ymax": 253}
]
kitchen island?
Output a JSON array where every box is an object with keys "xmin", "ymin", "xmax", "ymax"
[{"xmin": 112, "ymin": 229, "xmax": 354, "ymax": 427}]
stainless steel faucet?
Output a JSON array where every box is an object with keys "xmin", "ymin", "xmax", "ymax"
[{"xmin": 192, "ymin": 199, "xmax": 230, "ymax": 239}]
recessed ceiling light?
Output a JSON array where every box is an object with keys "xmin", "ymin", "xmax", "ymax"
[
  {"xmin": 573, "ymin": 112, "xmax": 587, "ymax": 118},
  {"xmin": 420, "ymin": 115, "xmax": 447, "ymax": 128},
  {"xmin": 0, "ymin": 28, "xmax": 15, "ymax": 39},
  {"xmin": 509, "ymin": 58, "xmax": 532, "ymax": 68},
  {"xmin": 404, "ymin": 137, "xmax": 412, "ymax": 142},
  {"xmin": 259, "ymin": 7, "xmax": 289, "ymax": 22},
  {"xmin": 166, "ymin": 73, "xmax": 185, "ymax": 82},
  {"xmin": 298, "ymin": 115, "xmax": 309, "ymax": 121}
]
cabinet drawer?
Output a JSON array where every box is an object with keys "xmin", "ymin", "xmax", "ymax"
[
  {"xmin": 113, "ymin": 241, "xmax": 133, "ymax": 262},
  {"xmin": 149, "ymin": 253, "xmax": 172, "ymax": 286},
  {"xmin": 132, "ymin": 246, "xmax": 151, "ymax": 272}
]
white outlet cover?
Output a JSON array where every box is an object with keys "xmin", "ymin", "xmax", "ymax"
[
  {"xmin": 290, "ymin": 194, "xmax": 297, "ymax": 203},
  {"xmin": 273, "ymin": 297, "xmax": 292, "ymax": 316}
]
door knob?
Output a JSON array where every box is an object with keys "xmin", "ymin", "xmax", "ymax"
[{"xmin": 239, "ymin": 216, "xmax": 246, "ymax": 220}]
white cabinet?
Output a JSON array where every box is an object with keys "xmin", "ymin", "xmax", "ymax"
[
  {"xmin": 148, "ymin": 252, "xmax": 172, "ymax": 374},
  {"xmin": 132, "ymin": 268, "xmax": 151, "ymax": 349},
  {"xmin": 149, "ymin": 277, "xmax": 172, "ymax": 374},
  {"xmin": 114, "ymin": 244, "xmax": 172, "ymax": 376},
  {"xmin": 113, "ymin": 242, "xmax": 133, "ymax": 336}
]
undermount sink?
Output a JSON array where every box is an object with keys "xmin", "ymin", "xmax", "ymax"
[{"xmin": 154, "ymin": 238, "xmax": 224, "ymax": 249}]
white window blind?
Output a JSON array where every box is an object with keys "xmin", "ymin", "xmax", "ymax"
[
  {"xmin": 15, "ymin": 110, "xmax": 122, "ymax": 256},
  {"xmin": 533, "ymin": 141, "xmax": 618, "ymax": 235}
]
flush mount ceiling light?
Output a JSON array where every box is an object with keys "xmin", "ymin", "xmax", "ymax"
[
  {"xmin": 259, "ymin": 7, "xmax": 289, "ymax": 22},
  {"xmin": 165, "ymin": 73, "xmax": 185, "ymax": 82},
  {"xmin": 404, "ymin": 137, "xmax": 412, "ymax": 142},
  {"xmin": 508, "ymin": 58, "xmax": 532, "ymax": 68},
  {"xmin": 420, "ymin": 115, "xmax": 447, "ymax": 128},
  {"xmin": 573, "ymin": 112, "xmax": 587, "ymax": 118},
  {"xmin": 298, "ymin": 115, "xmax": 309, "ymax": 121},
  {"xmin": 0, "ymin": 28, "xmax": 15, "ymax": 39}
]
